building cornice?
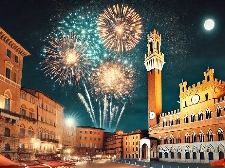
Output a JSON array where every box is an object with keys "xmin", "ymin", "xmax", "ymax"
[{"xmin": 0, "ymin": 27, "xmax": 30, "ymax": 57}]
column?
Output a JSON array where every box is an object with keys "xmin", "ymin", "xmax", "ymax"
[{"xmin": 139, "ymin": 147, "xmax": 142, "ymax": 161}]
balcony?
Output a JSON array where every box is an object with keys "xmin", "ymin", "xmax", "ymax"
[
  {"xmin": 0, "ymin": 108, "xmax": 20, "ymax": 120},
  {"xmin": 20, "ymin": 115, "xmax": 37, "ymax": 123}
]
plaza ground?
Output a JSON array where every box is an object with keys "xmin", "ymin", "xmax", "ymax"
[
  {"xmin": 75, "ymin": 160, "xmax": 219, "ymax": 168},
  {"xmin": 75, "ymin": 160, "xmax": 144, "ymax": 168}
]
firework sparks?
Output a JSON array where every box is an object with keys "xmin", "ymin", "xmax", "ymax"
[
  {"xmin": 90, "ymin": 61, "xmax": 134, "ymax": 98},
  {"xmin": 41, "ymin": 32, "xmax": 93, "ymax": 86},
  {"xmin": 97, "ymin": 4, "xmax": 143, "ymax": 52}
]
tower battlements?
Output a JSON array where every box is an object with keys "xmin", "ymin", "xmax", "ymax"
[
  {"xmin": 160, "ymin": 109, "xmax": 180, "ymax": 117},
  {"xmin": 179, "ymin": 68, "xmax": 225, "ymax": 98}
]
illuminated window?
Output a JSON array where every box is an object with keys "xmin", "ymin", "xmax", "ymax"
[{"xmin": 4, "ymin": 98, "xmax": 10, "ymax": 110}]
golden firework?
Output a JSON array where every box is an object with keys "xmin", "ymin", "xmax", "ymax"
[
  {"xmin": 91, "ymin": 61, "xmax": 134, "ymax": 98},
  {"xmin": 97, "ymin": 4, "xmax": 142, "ymax": 52},
  {"xmin": 41, "ymin": 32, "xmax": 92, "ymax": 86}
]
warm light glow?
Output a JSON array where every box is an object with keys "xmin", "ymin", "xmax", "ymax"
[{"xmin": 65, "ymin": 118, "xmax": 75, "ymax": 127}]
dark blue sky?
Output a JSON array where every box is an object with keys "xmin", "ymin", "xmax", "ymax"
[{"xmin": 1, "ymin": 0, "xmax": 225, "ymax": 132}]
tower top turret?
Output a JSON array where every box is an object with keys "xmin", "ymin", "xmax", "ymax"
[{"xmin": 144, "ymin": 30, "xmax": 165, "ymax": 71}]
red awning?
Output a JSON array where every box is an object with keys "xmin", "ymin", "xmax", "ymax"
[{"xmin": 0, "ymin": 154, "xmax": 25, "ymax": 168}]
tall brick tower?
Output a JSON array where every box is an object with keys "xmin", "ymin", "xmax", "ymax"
[{"xmin": 144, "ymin": 30, "xmax": 165, "ymax": 129}]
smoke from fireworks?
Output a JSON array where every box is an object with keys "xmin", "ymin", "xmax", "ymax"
[
  {"xmin": 97, "ymin": 4, "xmax": 142, "ymax": 52},
  {"xmin": 40, "ymin": 32, "xmax": 93, "ymax": 86}
]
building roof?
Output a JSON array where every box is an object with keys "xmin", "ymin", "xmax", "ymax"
[
  {"xmin": 0, "ymin": 27, "xmax": 30, "ymax": 57},
  {"xmin": 76, "ymin": 126, "xmax": 105, "ymax": 130},
  {"xmin": 21, "ymin": 87, "xmax": 64, "ymax": 108}
]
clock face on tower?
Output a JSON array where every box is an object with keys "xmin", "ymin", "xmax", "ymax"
[
  {"xmin": 191, "ymin": 94, "xmax": 200, "ymax": 104},
  {"xmin": 149, "ymin": 111, "xmax": 156, "ymax": 119}
]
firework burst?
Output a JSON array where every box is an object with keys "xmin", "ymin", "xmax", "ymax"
[
  {"xmin": 90, "ymin": 61, "xmax": 134, "ymax": 98},
  {"xmin": 40, "ymin": 32, "xmax": 93, "ymax": 86},
  {"xmin": 97, "ymin": 4, "xmax": 143, "ymax": 52}
]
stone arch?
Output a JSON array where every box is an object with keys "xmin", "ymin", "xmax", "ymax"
[
  {"xmin": 218, "ymin": 144, "xmax": 225, "ymax": 152},
  {"xmin": 4, "ymin": 89, "xmax": 12, "ymax": 99},
  {"xmin": 207, "ymin": 129, "xmax": 214, "ymax": 141},
  {"xmin": 207, "ymin": 144, "xmax": 215, "ymax": 152},
  {"xmin": 199, "ymin": 144, "xmax": 205, "ymax": 152},
  {"xmin": 192, "ymin": 146, "xmax": 198, "ymax": 152}
]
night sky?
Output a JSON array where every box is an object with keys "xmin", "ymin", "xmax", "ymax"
[{"xmin": 1, "ymin": 0, "xmax": 225, "ymax": 132}]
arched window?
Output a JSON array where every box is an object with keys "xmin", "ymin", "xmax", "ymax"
[
  {"xmin": 207, "ymin": 129, "xmax": 213, "ymax": 141},
  {"xmin": 169, "ymin": 119, "xmax": 173, "ymax": 126},
  {"xmin": 217, "ymin": 107, "xmax": 222, "ymax": 117},
  {"xmin": 191, "ymin": 113, "xmax": 196, "ymax": 122},
  {"xmin": 185, "ymin": 133, "xmax": 190, "ymax": 143},
  {"xmin": 4, "ymin": 98, "xmax": 10, "ymax": 110},
  {"xmin": 198, "ymin": 111, "xmax": 204, "ymax": 121},
  {"xmin": 170, "ymin": 134, "xmax": 174, "ymax": 144},
  {"xmin": 199, "ymin": 130, "xmax": 204, "ymax": 142},
  {"xmin": 192, "ymin": 132, "xmax": 197, "ymax": 143},
  {"xmin": 206, "ymin": 108, "xmax": 212, "ymax": 119},
  {"xmin": 4, "ymin": 127, "xmax": 10, "ymax": 137},
  {"xmin": 164, "ymin": 135, "xmax": 168, "ymax": 144},
  {"xmin": 176, "ymin": 117, "xmax": 180, "ymax": 125},
  {"xmin": 185, "ymin": 152, "xmax": 190, "ymax": 159},
  {"xmin": 218, "ymin": 128, "xmax": 224, "ymax": 141},
  {"xmin": 28, "ymin": 127, "xmax": 34, "ymax": 137},
  {"xmin": 184, "ymin": 114, "xmax": 189, "ymax": 123},
  {"xmin": 20, "ymin": 125, "xmax": 25, "ymax": 137}
]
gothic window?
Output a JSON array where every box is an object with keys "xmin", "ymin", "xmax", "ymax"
[
  {"xmin": 150, "ymin": 42, "xmax": 153, "ymax": 52},
  {"xmin": 191, "ymin": 114, "xmax": 196, "ymax": 122},
  {"xmin": 185, "ymin": 133, "xmax": 190, "ymax": 143},
  {"xmin": 28, "ymin": 127, "xmax": 34, "ymax": 137},
  {"xmin": 184, "ymin": 114, "xmax": 189, "ymax": 123},
  {"xmin": 159, "ymin": 136, "xmax": 162, "ymax": 145},
  {"xmin": 198, "ymin": 111, "xmax": 204, "ymax": 121},
  {"xmin": 4, "ymin": 128, "xmax": 10, "ymax": 137},
  {"xmin": 192, "ymin": 132, "xmax": 197, "ymax": 143},
  {"xmin": 157, "ymin": 41, "xmax": 159, "ymax": 53},
  {"xmin": 199, "ymin": 130, "xmax": 204, "ymax": 142},
  {"xmin": 176, "ymin": 117, "xmax": 180, "ymax": 125},
  {"xmin": 169, "ymin": 119, "xmax": 173, "ymax": 126},
  {"xmin": 217, "ymin": 107, "xmax": 222, "ymax": 117},
  {"xmin": 170, "ymin": 135, "xmax": 174, "ymax": 144},
  {"xmin": 4, "ymin": 98, "xmax": 10, "ymax": 110},
  {"xmin": 207, "ymin": 129, "xmax": 213, "ymax": 141},
  {"xmin": 20, "ymin": 125, "xmax": 25, "ymax": 137},
  {"xmin": 164, "ymin": 136, "xmax": 168, "ymax": 144},
  {"xmin": 206, "ymin": 109, "xmax": 212, "ymax": 119},
  {"xmin": 20, "ymin": 109, "xmax": 26, "ymax": 117},
  {"xmin": 163, "ymin": 119, "xmax": 167, "ymax": 127},
  {"xmin": 218, "ymin": 128, "xmax": 224, "ymax": 141}
]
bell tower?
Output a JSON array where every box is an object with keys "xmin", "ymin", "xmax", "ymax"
[{"xmin": 144, "ymin": 29, "xmax": 165, "ymax": 129}]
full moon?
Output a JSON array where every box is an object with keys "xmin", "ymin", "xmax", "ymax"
[{"xmin": 204, "ymin": 19, "xmax": 215, "ymax": 30}]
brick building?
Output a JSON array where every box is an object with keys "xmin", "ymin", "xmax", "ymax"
[
  {"xmin": 0, "ymin": 27, "xmax": 68, "ymax": 161},
  {"xmin": 144, "ymin": 29, "xmax": 225, "ymax": 163},
  {"xmin": 76, "ymin": 126, "xmax": 104, "ymax": 158},
  {"xmin": 104, "ymin": 130, "xmax": 126, "ymax": 159},
  {"xmin": 0, "ymin": 27, "xmax": 30, "ymax": 160},
  {"xmin": 123, "ymin": 130, "xmax": 148, "ymax": 159}
]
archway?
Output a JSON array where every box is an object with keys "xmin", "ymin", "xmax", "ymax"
[{"xmin": 142, "ymin": 144, "xmax": 148, "ymax": 159}]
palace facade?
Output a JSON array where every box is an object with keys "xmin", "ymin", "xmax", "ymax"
[
  {"xmin": 0, "ymin": 27, "xmax": 68, "ymax": 161},
  {"xmin": 144, "ymin": 29, "xmax": 225, "ymax": 163}
]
